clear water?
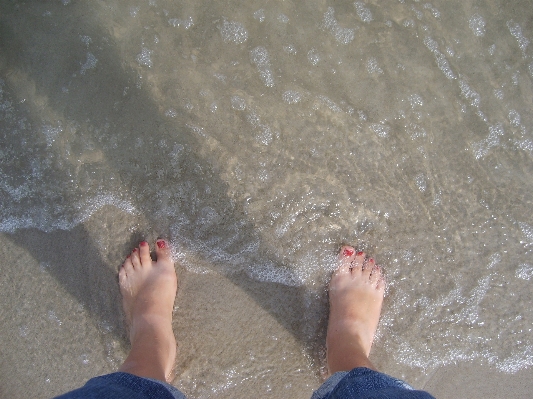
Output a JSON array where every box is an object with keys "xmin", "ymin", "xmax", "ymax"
[{"xmin": 0, "ymin": 0, "xmax": 532, "ymax": 397}]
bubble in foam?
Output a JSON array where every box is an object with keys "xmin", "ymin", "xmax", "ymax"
[
  {"xmin": 406, "ymin": 123, "xmax": 426, "ymax": 139},
  {"xmin": 253, "ymin": 9, "xmax": 265, "ymax": 23},
  {"xmin": 472, "ymin": 123, "xmax": 504, "ymax": 159},
  {"xmin": 408, "ymin": 94, "xmax": 423, "ymax": 108},
  {"xmin": 277, "ymin": 14, "xmax": 289, "ymax": 24},
  {"xmin": 519, "ymin": 222, "xmax": 533, "ymax": 247},
  {"xmin": 168, "ymin": 17, "xmax": 194, "ymax": 29},
  {"xmin": 42, "ymin": 123, "xmax": 63, "ymax": 146},
  {"xmin": 231, "ymin": 96, "xmax": 246, "ymax": 110},
  {"xmin": 282, "ymin": 91, "xmax": 301, "ymax": 104},
  {"xmin": 459, "ymin": 79, "xmax": 480, "ymax": 108},
  {"xmin": 165, "ymin": 108, "xmax": 177, "ymax": 118},
  {"xmin": 322, "ymin": 7, "xmax": 355, "ymax": 45},
  {"xmin": 80, "ymin": 35, "xmax": 92, "ymax": 47},
  {"xmin": 366, "ymin": 57, "xmax": 383, "ymax": 74},
  {"xmin": 370, "ymin": 123, "xmax": 390, "ymax": 138},
  {"xmin": 415, "ymin": 173, "xmax": 427, "ymax": 192},
  {"xmin": 250, "ymin": 47, "xmax": 274, "ymax": 87},
  {"xmin": 80, "ymin": 52, "xmax": 97, "ymax": 75},
  {"xmin": 317, "ymin": 95, "xmax": 342, "ymax": 113},
  {"xmin": 219, "ymin": 20, "xmax": 248, "ymax": 44},
  {"xmin": 423, "ymin": 36, "xmax": 456, "ymax": 80},
  {"xmin": 423, "ymin": 3, "xmax": 441, "ymax": 19},
  {"xmin": 307, "ymin": 49, "xmax": 320, "ymax": 66},
  {"xmin": 354, "ymin": 2, "xmax": 373, "ymax": 23},
  {"xmin": 507, "ymin": 20, "xmax": 530, "ymax": 55},
  {"xmin": 136, "ymin": 47, "xmax": 153, "ymax": 68},
  {"xmin": 516, "ymin": 264, "xmax": 533, "ymax": 280},
  {"xmin": 469, "ymin": 14, "xmax": 486, "ymax": 37},
  {"xmin": 508, "ymin": 110, "xmax": 521, "ymax": 127},
  {"xmin": 129, "ymin": 7, "xmax": 140, "ymax": 18},
  {"xmin": 283, "ymin": 45, "xmax": 297, "ymax": 55}
]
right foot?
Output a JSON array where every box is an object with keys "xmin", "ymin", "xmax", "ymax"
[
  {"xmin": 118, "ymin": 239, "xmax": 178, "ymax": 382},
  {"xmin": 326, "ymin": 246, "xmax": 385, "ymax": 374}
]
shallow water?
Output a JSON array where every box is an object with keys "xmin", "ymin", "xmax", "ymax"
[{"xmin": 0, "ymin": 0, "xmax": 532, "ymax": 397}]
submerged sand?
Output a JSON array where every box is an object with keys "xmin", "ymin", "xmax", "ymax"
[{"xmin": 1, "ymin": 0, "xmax": 533, "ymax": 398}]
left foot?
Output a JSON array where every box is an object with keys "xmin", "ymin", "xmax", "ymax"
[{"xmin": 118, "ymin": 239, "xmax": 178, "ymax": 382}]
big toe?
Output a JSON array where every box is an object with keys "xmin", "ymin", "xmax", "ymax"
[
  {"xmin": 335, "ymin": 245, "xmax": 356, "ymax": 274},
  {"xmin": 155, "ymin": 239, "xmax": 172, "ymax": 264}
]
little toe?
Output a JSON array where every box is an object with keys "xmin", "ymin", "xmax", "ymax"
[
  {"xmin": 122, "ymin": 255, "xmax": 134, "ymax": 272},
  {"xmin": 138, "ymin": 241, "xmax": 152, "ymax": 266},
  {"xmin": 376, "ymin": 274, "xmax": 386, "ymax": 292},
  {"xmin": 119, "ymin": 266, "xmax": 127, "ymax": 284}
]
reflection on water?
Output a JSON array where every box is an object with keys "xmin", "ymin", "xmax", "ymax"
[{"xmin": 1, "ymin": 0, "xmax": 532, "ymax": 396}]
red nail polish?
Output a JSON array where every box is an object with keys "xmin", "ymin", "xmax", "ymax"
[
  {"xmin": 132, "ymin": 248, "xmax": 137, "ymax": 252},
  {"xmin": 157, "ymin": 240, "xmax": 166, "ymax": 249},
  {"xmin": 369, "ymin": 258, "xmax": 375, "ymax": 263},
  {"xmin": 140, "ymin": 241, "xmax": 148, "ymax": 247},
  {"xmin": 356, "ymin": 251, "xmax": 364, "ymax": 256},
  {"xmin": 343, "ymin": 248, "xmax": 354, "ymax": 257}
]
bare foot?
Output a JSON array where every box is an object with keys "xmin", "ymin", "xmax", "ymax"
[
  {"xmin": 326, "ymin": 245, "xmax": 385, "ymax": 374},
  {"xmin": 118, "ymin": 239, "xmax": 178, "ymax": 383}
]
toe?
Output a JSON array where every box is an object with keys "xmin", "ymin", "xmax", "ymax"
[
  {"xmin": 351, "ymin": 250, "xmax": 366, "ymax": 275},
  {"xmin": 119, "ymin": 266, "xmax": 127, "ymax": 284},
  {"xmin": 376, "ymin": 273, "xmax": 386, "ymax": 292},
  {"xmin": 131, "ymin": 248, "xmax": 141, "ymax": 268},
  {"xmin": 139, "ymin": 241, "xmax": 152, "ymax": 266},
  {"xmin": 123, "ymin": 255, "xmax": 134, "ymax": 272},
  {"xmin": 336, "ymin": 245, "xmax": 356, "ymax": 275},
  {"xmin": 155, "ymin": 239, "xmax": 172, "ymax": 264},
  {"xmin": 363, "ymin": 257, "xmax": 375, "ymax": 279},
  {"xmin": 369, "ymin": 264, "xmax": 382, "ymax": 285}
]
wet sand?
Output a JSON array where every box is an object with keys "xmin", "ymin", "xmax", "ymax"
[
  {"xmin": 1, "ymin": 0, "xmax": 533, "ymax": 397},
  {"xmin": 2, "ymin": 217, "xmax": 533, "ymax": 398}
]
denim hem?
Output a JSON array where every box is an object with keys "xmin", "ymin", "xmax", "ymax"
[
  {"xmin": 54, "ymin": 372, "xmax": 186, "ymax": 399},
  {"xmin": 311, "ymin": 367, "xmax": 435, "ymax": 399}
]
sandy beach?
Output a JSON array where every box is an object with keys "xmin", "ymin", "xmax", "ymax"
[{"xmin": 1, "ymin": 0, "xmax": 533, "ymax": 397}]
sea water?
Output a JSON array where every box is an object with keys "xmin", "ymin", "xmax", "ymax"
[{"xmin": 0, "ymin": 0, "xmax": 532, "ymax": 397}]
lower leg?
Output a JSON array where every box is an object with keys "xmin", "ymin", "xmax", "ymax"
[
  {"xmin": 326, "ymin": 246, "xmax": 385, "ymax": 374},
  {"xmin": 118, "ymin": 240, "xmax": 178, "ymax": 383}
]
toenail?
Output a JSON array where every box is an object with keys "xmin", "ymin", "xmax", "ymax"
[
  {"xmin": 342, "ymin": 248, "xmax": 354, "ymax": 257},
  {"xmin": 157, "ymin": 240, "xmax": 166, "ymax": 249},
  {"xmin": 132, "ymin": 248, "xmax": 137, "ymax": 252},
  {"xmin": 356, "ymin": 251, "xmax": 364, "ymax": 256},
  {"xmin": 369, "ymin": 258, "xmax": 375, "ymax": 263},
  {"xmin": 140, "ymin": 241, "xmax": 148, "ymax": 247}
]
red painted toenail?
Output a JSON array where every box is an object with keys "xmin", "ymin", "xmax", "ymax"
[
  {"xmin": 369, "ymin": 258, "xmax": 375, "ymax": 263},
  {"xmin": 343, "ymin": 248, "xmax": 354, "ymax": 257},
  {"xmin": 157, "ymin": 240, "xmax": 166, "ymax": 249},
  {"xmin": 132, "ymin": 248, "xmax": 137, "ymax": 252},
  {"xmin": 356, "ymin": 251, "xmax": 364, "ymax": 256},
  {"xmin": 140, "ymin": 241, "xmax": 148, "ymax": 246}
]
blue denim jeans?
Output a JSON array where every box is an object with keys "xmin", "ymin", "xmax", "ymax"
[
  {"xmin": 55, "ymin": 368, "xmax": 435, "ymax": 398},
  {"xmin": 311, "ymin": 367, "xmax": 435, "ymax": 399}
]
